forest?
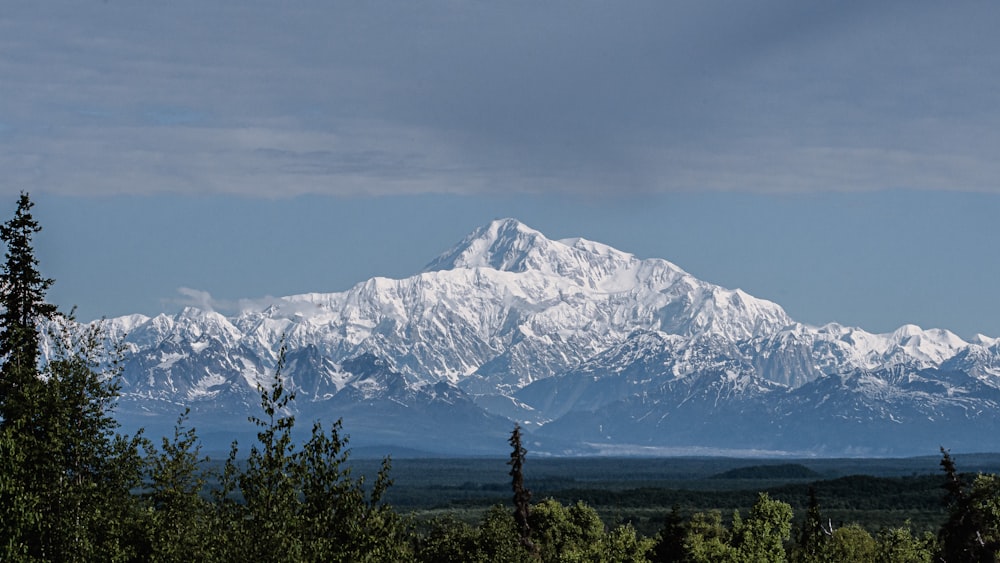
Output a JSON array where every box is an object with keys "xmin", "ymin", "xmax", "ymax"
[{"xmin": 3, "ymin": 191, "xmax": 1000, "ymax": 562}]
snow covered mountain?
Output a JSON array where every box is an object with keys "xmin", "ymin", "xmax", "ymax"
[{"xmin": 105, "ymin": 218, "xmax": 1000, "ymax": 456}]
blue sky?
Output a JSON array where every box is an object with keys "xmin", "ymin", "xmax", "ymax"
[{"xmin": 4, "ymin": 1, "xmax": 1000, "ymax": 338}]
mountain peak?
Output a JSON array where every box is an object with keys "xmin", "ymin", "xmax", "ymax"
[
  {"xmin": 101, "ymin": 218, "xmax": 1000, "ymax": 457},
  {"xmin": 423, "ymin": 218, "xmax": 642, "ymax": 290},
  {"xmin": 423, "ymin": 218, "xmax": 547, "ymax": 273}
]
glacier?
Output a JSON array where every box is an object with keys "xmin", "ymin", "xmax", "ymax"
[{"xmin": 96, "ymin": 218, "xmax": 1000, "ymax": 456}]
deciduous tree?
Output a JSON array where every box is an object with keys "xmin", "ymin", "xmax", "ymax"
[
  {"xmin": 214, "ymin": 345, "xmax": 410, "ymax": 562},
  {"xmin": 144, "ymin": 408, "xmax": 212, "ymax": 562}
]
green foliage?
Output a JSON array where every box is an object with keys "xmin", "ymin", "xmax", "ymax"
[
  {"xmin": 417, "ymin": 506, "xmax": 534, "ymax": 562},
  {"xmin": 418, "ymin": 515, "xmax": 481, "ymax": 562},
  {"xmin": 478, "ymin": 505, "xmax": 536, "ymax": 562},
  {"xmin": 30, "ymin": 319, "xmax": 147, "ymax": 562},
  {"xmin": 2, "ymin": 193, "xmax": 999, "ymax": 563},
  {"xmin": 938, "ymin": 448, "xmax": 1000, "ymax": 561},
  {"xmin": 712, "ymin": 463, "xmax": 820, "ymax": 480},
  {"xmin": 0, "ymin": 194, "xmax": 146, "ymax": 561},
  {"xmin": 822, "ymin": 523, "xmax": 878, "ymax": 563},
  {"xmin": 417, "ymin": 497, "xmax": 654, "ymax": 562},
  {"xmin": 299, "ymin": 419, "xmax": 411, "ymax": 562},
  {"xmin": 0, "ymin": 192, "xmax": 57, "ymax": 429},
  {"xmin": 212, "ymin": 346, "xmax": 412, "ymax": 562},
  {"xmin": 651, "ymin": 506, "xmax": 686, "ymax": 563},
  {"xmin": 529, "ymin": 498, "xmax": 653, "ymax": 562},
  {"xmin": 730, "ymin": 493, "xmax": 793, "ymax": 562},
  {"xmin": 143, "ymin": 408, "xmax": 212, "ymax": 562},
  {"xmin": 679, "ymin": 493, "xmax": 793, "ymax": 563},
  {"xmin": 0, "ymin": 193, "xmax": 51, "ymax": 561},
  {"xmin": 530, "ymin": 498, "xmax": 606, "ymax": 562},
  {"xmin": 969, "ymin": 474, "xmax": 1000, "ymax": 547},
  {"xmin": 602, "ymin": 522, "xmax": 655, "ymax": 563},
  {"xmin": 228, "ymin": 353, "xmax": 305, "ymax": 561},
  {"xmin": 875, "ymin": 524, "xmax": 937, "ymax": 563},
  {"xmin": 509, "ymin": 423, "xmax": 534, "ymax": 552},
  {"xmin": 0, "ymin": 424, "xmax": 40, "ymax": 562},
  {"xmin": 683, "ymin": 510, "xmax": 737, "ymax": 562},
  {"xmin": 667, "ymin": 490, "xmax": 935, "ymax": 563},
  {"xmin": 791, "ymin": 486, "xmax": 827, "ymax": 562}
]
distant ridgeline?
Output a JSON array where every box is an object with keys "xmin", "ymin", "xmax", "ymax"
[{"xmin": 711, "ymin": 464, "xmax": 822, "ymax": 480}]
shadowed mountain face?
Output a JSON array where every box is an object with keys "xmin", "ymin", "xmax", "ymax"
[{"xmin": 98, "ymin": 219, "xmax": 1000, "ymax": 456}]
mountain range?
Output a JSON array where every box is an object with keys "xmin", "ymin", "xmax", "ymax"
[{"xmin": 104, "ymin": 218, "xmax": 1000, "ymax": 456}]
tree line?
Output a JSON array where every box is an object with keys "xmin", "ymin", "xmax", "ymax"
[{"xmin": 1, "ymin": 192, "xmax": 999, "ymax": 562}]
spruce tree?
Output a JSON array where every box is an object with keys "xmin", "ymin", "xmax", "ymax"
[
  {"xmin": 0, "ymin": 191, "xmax": 57, "ymax": 427},
  {"xmin": 651, "ymin": 506, "xmax": 687, "ymax": 562},
  {"xmin": 938, "ymin": 447, "xmax": 1000, "ymax": 562},
  {"xmin": 939, "ymin": 446, "xmax": 979, "ymax": 561},
  {"xmin": 0, "ymin": 193, "xmax": 145, "ymax": 561},
  {"xmin": 0, "ymin": 192, "xmax": 58, "ymax": 559},
  {"xmin": 508, "ymin": 424, "xmax": 534, "ymax": 553},
  {"xmin": 793, "ymin": 486, "xmax": 828, "ymax": 562}
]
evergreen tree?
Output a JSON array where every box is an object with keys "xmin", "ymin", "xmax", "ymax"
[
  {"xmin": 792, "ymin": 486, "xmax": 828, "ymax": 562},
  {"xmin": 508, "ymin": 424, "xmax": 534, "ymax": 553},
  {"xmin": 0, "ymin": 192, "xmax": 57, "ymax": 427},
  {"xmin": 0, "ymin": 194, "xmax": 145, "ymax": 561},
  {"xmin": 937, "ymin": 446, "xmax": 999, "ymax": 561},
  {"xmin": 651, "ymin": 506, "xmax": 687, "ymax": 563}
]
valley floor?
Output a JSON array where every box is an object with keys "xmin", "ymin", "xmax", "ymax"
[{"xmin": 348, "ymin": 454, "xmax": 1000, "ymax": 537}]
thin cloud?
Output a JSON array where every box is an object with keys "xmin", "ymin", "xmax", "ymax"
[
  {"xmin": 173, "ymin": 287, "xmax": 217, "ymax": 312},
  {"xmin": 171, "ymin": 288, "xmax": 329, "ymax": 318},
  {"xmin": 3, "ymin": 1, "xmax": 1000, "ymax": 198}
]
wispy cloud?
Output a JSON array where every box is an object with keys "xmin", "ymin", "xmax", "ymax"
[
  {"xmin": 173, "ymin": 287, "xmax": 217, "ymax": 312},
  {"xmin": 4, "ymin": 1, "xmax": 1000, "ymax": 198},
  {"xmin": 171, "ymin": 287, "xmax": 327, "ymax": 318}
]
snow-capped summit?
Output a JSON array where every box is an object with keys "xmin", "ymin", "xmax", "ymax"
[
  {"xmin": 99, "ymin": 219, "xmax": 1000, "ymax": 456},
  {"xmin": 425, "ymin": 218, "xmax": 546, "ymax": 271},
  {"xmin": 425, "ymin": 218, "xmax": 647, "ymax": 290}
]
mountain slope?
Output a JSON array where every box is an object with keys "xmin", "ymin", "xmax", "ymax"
[{"xmin": 101, "ymin": 218, "xmax": 1000, "ymax": 456}]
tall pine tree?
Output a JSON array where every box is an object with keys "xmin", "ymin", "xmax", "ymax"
[
  {"xmin": 0, "ymin": 193, "xmax": 145, "ymax": 561},
  {"xmin": 508, "ymin": 424, "xmax": 535, "ymax": 554},
  {"xmin": 0, "ymin": 191, "xmax": 57, "ymax": 428}
]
